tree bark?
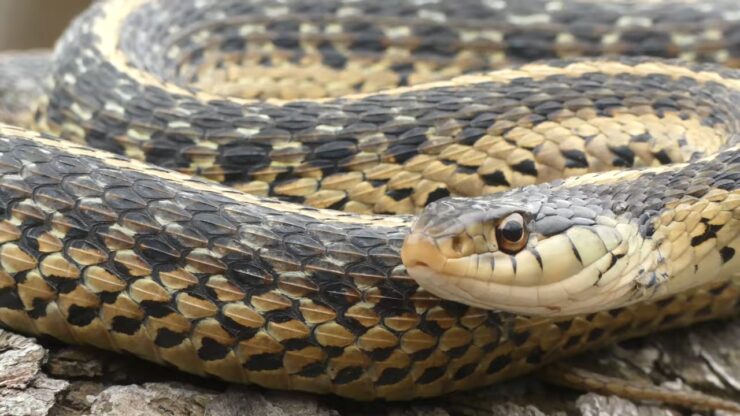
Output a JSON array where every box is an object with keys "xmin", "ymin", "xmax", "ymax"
[{"xmin": 1, "ymin": 319, "xmax": 738, "ymax": 416}]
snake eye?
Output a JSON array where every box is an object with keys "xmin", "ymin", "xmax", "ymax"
[{"xmin": 495, "ymin": 213, "xmax": 528, "ymax": 253}]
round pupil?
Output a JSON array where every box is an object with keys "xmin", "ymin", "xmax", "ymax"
[{"xmin": 501, "ymin": 221, "xmax": 523, "ymax": 242}]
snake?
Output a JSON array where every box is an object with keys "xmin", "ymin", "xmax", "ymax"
[{"xmin": 0, "ymin": 0, "xmax": 737, "ymax": 403}]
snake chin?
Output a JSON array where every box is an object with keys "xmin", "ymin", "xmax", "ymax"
[
  {"xmin": 403, "ymin": 256, "xmax": 633, "ymax": 317},
  {"xmin": 402, "ymin": 240, "xmax": 638, "ymax": 317}
]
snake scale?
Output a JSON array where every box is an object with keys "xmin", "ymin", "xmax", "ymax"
[{"xmin": 0, "ymin": 0, "xmax": 737, "ymax": 402}]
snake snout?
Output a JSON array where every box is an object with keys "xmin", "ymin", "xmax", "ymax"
[{"xmin": 401, "ymin": 231, "xmax": 447, "ymax": 271}]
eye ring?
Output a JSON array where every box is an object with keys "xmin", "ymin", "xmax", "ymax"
[{"xmin": 495, "ymin": 213, "xmax": 528, "ymax": 254}]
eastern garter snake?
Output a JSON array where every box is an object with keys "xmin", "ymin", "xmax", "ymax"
[{"xmin": 0, "ymin": 0, "xmax": 737, "ymax": 402}]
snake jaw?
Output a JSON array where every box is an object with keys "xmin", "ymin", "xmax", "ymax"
[{"xmin": 401, "ymin": 193, "xmax": 670, "ymax": 316}]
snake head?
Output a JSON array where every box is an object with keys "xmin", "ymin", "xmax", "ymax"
[{"xmin": 401, "ymin": 190, "xmax": 638, "ymax": 316}]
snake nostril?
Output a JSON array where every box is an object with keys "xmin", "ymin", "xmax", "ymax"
[
  {"xmin": 450, "ymin": 235, "xmax": 474, "ymax": 256},
  {"xmin": 451, "ymin": 236, "xmax": 463, "ymax": 253}
]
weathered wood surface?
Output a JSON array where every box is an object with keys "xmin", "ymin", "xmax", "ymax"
[{"xmin": 1, "ymin": 318, "xmax": 738, "ymax": 416}]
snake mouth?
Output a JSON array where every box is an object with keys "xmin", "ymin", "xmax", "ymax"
[
  {"xmin": 401, "ymin": 231, "xmax": 473, "ymax": 308},
  {"xmin": 402, "ymin": 222, "xmax": 645, "ymax": 316}
]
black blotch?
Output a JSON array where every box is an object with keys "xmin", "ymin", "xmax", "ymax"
[
  {"xmin": 99, "ymin": 291, "xmax": 120, "ymax": 304},
  {"xmin": 410, "ymin": 348, "xmax": 435, "ymax": 361},
  {"xmin": 556, "ymin": 320, "xmax": 572, "ymax": 331},
  {"xmin": 511, "ymin": 160, "xmax": 538, "ymax": 176},
  {"xmin": 563, "ymin": 334, "xmax": 582, "ymax": 349},
  {"xmin": 155, "ymin": 328, "xmax": 187, "ymax": 348},
  {"xmin": 323, "ymin": 346, "xmax": 344, "ymax": 358},
  {"xmin": 244, "ymin": 352, "xmax": 283, "ymax": 371},
  {"xmin": 296, "ymin": 362, "xmax": 324, "ymax": 378},
  {"xmin": 690, "ymin": 222, "xmax": 721, "ymax": 246},
  {"xmin": 453, "ymin": 363, "xmax": 478, "ymax": 380},
  {"xmin": 45, "ymin": 277, "xmax": 78, "ymax": 294},
  {"xmin": 587, "ymin": 327, "xmax": 605, "ymax": 342},
  {"xmin": 447, "ymin": 344, "xmax": 471, "ymax": 359},
  {"xmin": 369, "ymin": 347, "xmax": 395, "ymax": 362},
  {"xmin": 327, "ymin": 196, "xmax": 349, "ymax": 211},
  {"xmin": 426, "ymin": 187, "xmax": 450, "ymax": 204},
  {"xmin": 282, "ymin": 338, "xmax": 311, "ymax": 351},
  {"xmin": 486, "ymin": 355, "xmax": 512, "ymax": 374},
  {"xmin": 387, "ymin": 188, "xmax": 413, "ymax": 201},
  {"xmin": 455, "ymin": 165, "xmax": 477, "ymax": 175},
  {"xmin": 481, "ymin": 170, "xmax": 510, "ymax": 187},
  {"xmin": 139, "ymin": 301, "xmax": 174, "ymax": 318},
  {"xmin": 440, "ymin": 300, "xmax": 469, "ymax": 317},
  {"xmin": 66, "ymin": 305, "xmax": 97, "ymax": 327},
  {"xmin": 219, "ymin": 314, "xmax": 260, "ymax": 341},
  {"xmin": 0, "ymin": 288, "xmax": 23, "ymax": 310},
  {"xmin": 653, "ymin": 149, "xmax": 672, "ymax": 164},
  {"xmin": 12, "ymin": 271, "xmax": 29, "ymax": 285},
  {"xmin": 322, "ymin": 49, "xmax": 348, "ymax": 69},
  {"xmin": 198, "ymin": 337, "xmax": 230, "ymax": 361},
  {"xmin": 660, "ymin": 312, "xmax": 682, "ymax": 325},
  {"xmin": 526, "ymin": 347, "xmax": 543, "ymax": 364},
  {"xmin": 28, "ymin": 298, "xmax": 48, "ymax": 318},
  {"xmin": 377, "ymin": 367, "xmax": 409, "ymax": 385},
  {"xmin": 333, "ymin": 366, "xmax": 364, "ymax": 384},
  {"xmin": 562, "ymin": 149, "xmax": 588, "ymax": 168},
  {"xmin": 509, "ymin": 330, "xmax": 530, "ymax": 346},
  {"xmin": 720, "ymin": 247, "xmax": 735, "ymax": 263},
  {"xmin": 416, "ymin": 366, "xmax": 445, "ymax": 384},
  {"xmin": 655, "ymin": 297, "xmax": 674, "ymax": 308},
  {"xmin": 481, "ymin": 340, "xmax": 501, "ymax": 353},
  {"xmin": 111, "ymin": 316, "xmax": 141, "ymax": 335},
  {"xmin": 611, "ymin": 322, "xmax": 633, "ymax": 335},
  {"xmin": 695, "ymin": 304, "xmax": 713, "ymax": 317},
  {"xmin": 610, "ymin": 145, "xmax": 635, "ymax": 167}
]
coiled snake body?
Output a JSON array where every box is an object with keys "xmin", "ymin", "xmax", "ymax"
[{"xmin": 0, "ymin": 0, "xmax": 738, "ymax": 401}]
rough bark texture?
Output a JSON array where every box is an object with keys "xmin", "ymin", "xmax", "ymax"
[{"xmin": 0, "ymin": 318, "xmax": 738, "ymax": 416}]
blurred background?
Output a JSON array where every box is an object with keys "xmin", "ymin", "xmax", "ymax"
[{"xmin": 0, "ymin": 0, "xmax": 91, "ymax": 50}]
